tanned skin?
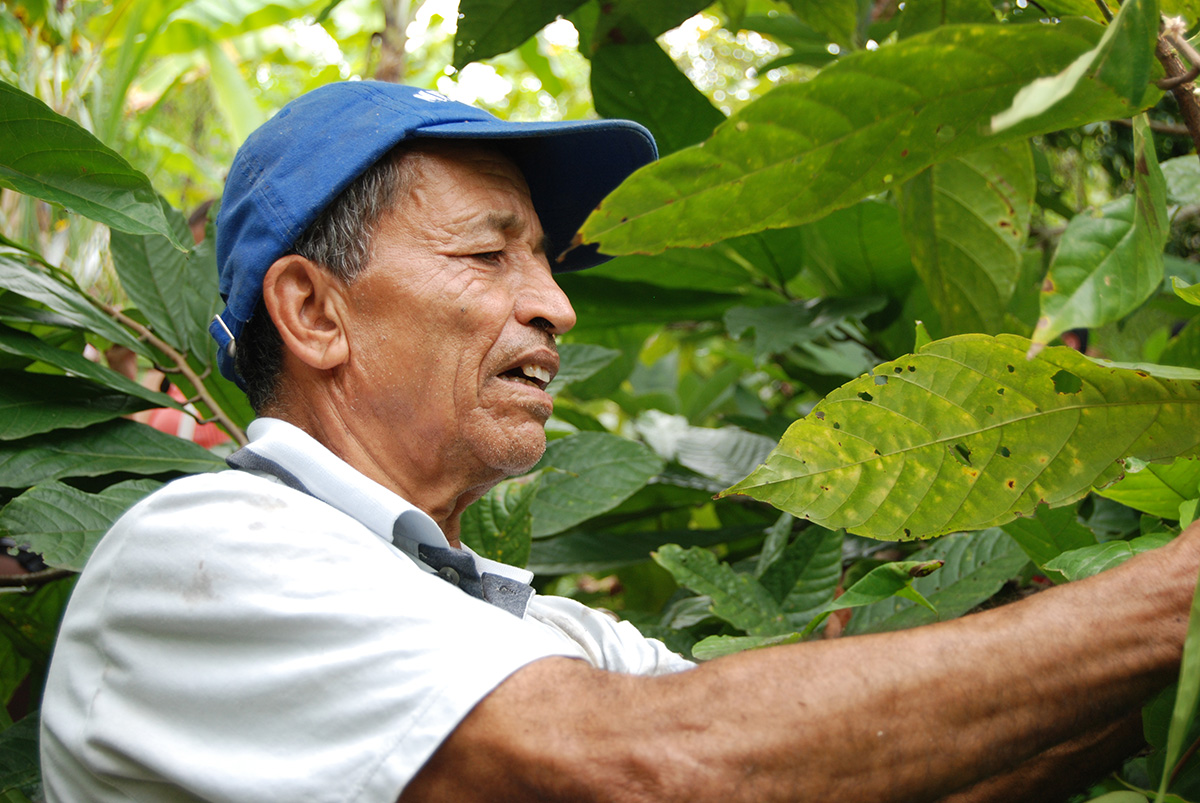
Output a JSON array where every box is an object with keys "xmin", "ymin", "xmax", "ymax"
[{"xmin": 258, "ymin": 140, "xmax": 1200, "ymax": 803}]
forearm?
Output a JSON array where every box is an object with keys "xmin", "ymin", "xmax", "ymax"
[{"xmin": 403, "ymin": 527, "xmax": 1199, "ymax": 803}]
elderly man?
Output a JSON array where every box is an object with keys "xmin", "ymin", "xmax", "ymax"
[{"xmin": 41, "ymin": 81, "xmax": 1200, "ymax": 803}]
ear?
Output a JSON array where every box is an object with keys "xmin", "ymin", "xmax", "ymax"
[{"xmin": 261, "ymin": 255, "xmax": 350, "ymax": 372}]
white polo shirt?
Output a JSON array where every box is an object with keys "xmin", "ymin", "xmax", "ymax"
[{"xmin": 41, "ymin": 418, "xmax": 692, "ymax": 803}]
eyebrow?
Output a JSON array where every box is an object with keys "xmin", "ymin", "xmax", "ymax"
[{"xmin": 483, "ymin": 212, "xmax": 550, "ymax": 255}]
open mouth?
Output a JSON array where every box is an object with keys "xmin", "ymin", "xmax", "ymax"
[{"xmin": 498, "ymin": 363, "xmax": 552, "ymax": 391}]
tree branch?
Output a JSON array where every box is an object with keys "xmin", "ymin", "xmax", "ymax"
[
  {"xmin": 1155, "ymin": 27, "xmax": 1200, "ymax": 159},
  {"xmin": 0, "ymin": 568, "xmax": 73, "ymax": 588},
  {"xmin": 100, "ymin": 303, "xmax": 248, "ymax": 446}
]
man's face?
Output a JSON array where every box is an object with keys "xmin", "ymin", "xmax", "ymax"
[{"xmin": 341, "ymin": 142, "xmax": 576, "ymax": 489}]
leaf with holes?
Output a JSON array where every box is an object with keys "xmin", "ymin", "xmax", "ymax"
[
  {"xmin": 0, "ymin": 480, "xmax": 160, "ymax": 571},
  {"xmin": 721, "ymin": 334, "xmax": 1200, "ymax": 540},
  {"xmin": 1032, "ymin": 115, "xmax": 1167, "ymax": 346},
  {"xmin": 581, "ymin": 20, "xmax": 1152, "ymax": 255},
  {"xmin": 897, "ymin": 142, "xmax": 1035, "ymax": 335}
]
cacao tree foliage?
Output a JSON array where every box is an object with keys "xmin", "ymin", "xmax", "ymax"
[{"xmin": 4, "ymin": 0, "xmax": 1200, "ymax": 798}]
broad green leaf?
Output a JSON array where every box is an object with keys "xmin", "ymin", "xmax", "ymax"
[
  {"xmin": 551, "ymin": 343, "xmax": 621, "ymax": 394},
  {"xmin": 1032, "ymin": 116, "xmax": 1167, "ymax": 345},
  {"xmin": 1173, "ymin": 277, "xmax": 1200, "ymax": 308},
  {"xmin": 723, "ymin": 334, "xmax": 1200, "ymax": 540},
  {"xmin": 0, "ymin": 371, "xmax": 157, "ymax": 440},
  {"xmin": 110, "ymin": 213, "xmax": 218, "ymax": 359},
  {"xmin": 1161, "ymin": 155, "xmax": 1200, "ymax": 205},
  {"xmin": 592, "ymin": 42, "xmax": 725, "ymax": 157},
  {"xmin": 1158, "ymin": 564, "xmax": 1200, "ymax": 802},
  {"xmin": 636, "ymin": 411, "xmax": 777, "ymax": 484},
  {"xmin": 583, "ymin": 0, "xmax": 712, "ymax": 51},
  {"xmin": 0, "ymin": 479, "xmax": 161, "ymax": 571},
  {"xmin": 691, "ymin": 631, "xmax": 802, "ymax": 661},
  {"xmin": 759, "ymin": 525, "xmax": 844, "ymax": 623},
  {"xmin": 992, "ymin": 0, "xmax": 1159, "ymax": 131},
  {"xmin": 203, "ymin": 40, "xmax": 266, "ymax": 146},
  {"xmin": 584, "ymin": 248, "xmax": 755, "ymax": 293},
  {"xmin": 0, "ymin": 715, "xmax": 39, "ymax": 794},
  {"xmin": 0, "ymin": 419, "xmax": 225, "ymax": 488},
  {"xmin": 0, "ymin": 254, "xmax": 150, "ymax": 356},
  {"xmin": 1044, "ymin": 531, "xmax": 1172, "ymax": 580},
  {"xmin": 845, "ymin": 528, "xmax": 1029, "ymax": 634},
  {"xmin": 460, "ymin": 475, "xmax": 540, "ymax": 567},
  {"xmin": 155, "ymin": 0, "xmax": 326, "ymax": 54},
  {"xmin": 782, "ymin": 0, "xmax": 869, "ymax": 49},
  {"xmin": 1096, "ymin": 458, "xmax": 1200, "ymax": 519},
  {"xmin": 1001, "ymin": 503, "xmax": 1097, "ymax": 570},
  {"xmin": 653, "ymin": 543, "xmax": 787, "ymax": 635},
  {"xmin": 454, "ymin": 0, "xmax": 588, "ymax": 68},
  {"xmin": 582, "ymin": 20, "xmax": 1152, "ymax": 255},
  {"xmin": 896, "ymin": 0, "xmax": 996, "ymax": 39},
  {"xmin": 0, "ymin": 322, "xmax": 178, "ymax": 410},
  {"xmin": 1033, "ymin": 0, "xmax": 1104, "ymax": 19},
  {"xmin": 1161, "ymin": 317, "xmax": 1200, "ymax": 371},
  {"xmin": 801, "ymin": 559, "xmax": 943, "ymax": 636},
  {"xmin": 1087, "ymin": 793, "xmax": 1149, "ymax": 803},
  {"xmin": 898, "ymin": 143, "xmax": 1035, "ymax": 335},
  {"xmin": 755, "ymin": 512, "xmax": 794, "ymax": 578},
  {"xmin": 724, "ymin": 297, "xmax": 886, "ymax": 364},
  {"xmin": 800, "ymin": 200, "xmax": 914, "ymax": 298},
  {"xmin": 531, "ymin": 431, "xmax": 665, "ymax": 536},
  {"xmin": 0, "ymin": 82, "xmax": 188, "ymax": 250},
  {"xmin": 0, "ymin": 577, "xmax": 73, "ymax": 705},
  {"xmin": 742, "ymin": 13, "xmax": 837, "ymax": 70},
  {"xmin": 528, "ymin": 524, "xmax": 761, "ymax": 575},
  {"xmin": 556, "ymin": 275, "xmax": 749, "ymax": 328}
]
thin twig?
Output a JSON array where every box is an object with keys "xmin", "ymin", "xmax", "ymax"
[
  {"xmin": 101, "ymin": 304, "xmax": 248, "ymax": 446},
  {"xmin": 1154, "ymin": 34, "xmax": 1200, "ymax": 159},
  {"xmin": 0, "ymin": 568, "xmax": 72, "ymax": 588},
  {"xmin": 1158, "ymin": 32, "xmax": 1200, "ymax": 88},
  {"xmin": 1110, "ymin": 117, "xmax": 1193, "ymax": 137},
  {"xmin": 1170, "ymin": 731, "xmax": 1200, "ymax": 785},
  {"xmin": 1093, "ymin": 0, "xmax": 1114, "ymax": 22}
]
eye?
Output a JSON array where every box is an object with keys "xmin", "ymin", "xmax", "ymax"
[{"xmin": 474, "ymin": 250, "xmax": 503, "ymax": 263}]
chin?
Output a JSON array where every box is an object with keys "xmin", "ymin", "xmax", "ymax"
[{"xmin": 469, "ymin": 421, "xmax": 548, "ymax": 478}]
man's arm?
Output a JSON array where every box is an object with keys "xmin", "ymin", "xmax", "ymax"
[{"xmin": 401, "ymin": 524, "xmax": 1200, "ymax": 803}]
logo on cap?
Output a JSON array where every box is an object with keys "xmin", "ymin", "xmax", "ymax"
[{"xmin": 414, "ymin": 90, "xmax": 451, "ymax": 103}]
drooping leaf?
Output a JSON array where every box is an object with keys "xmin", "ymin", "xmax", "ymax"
[
  {"xmin": 583, "ymin": 248, "xmax": 756, "ymax": 294},
  {"xmin": 0, "ymin": 715, "xmax": 40, "ymax": 794},
  {"xmin": 202, "ymin": 39, "xmax": 266, "ymax": 146},
  {"xmin": 0, "ymin": 323, "xmax": 177, "ymax": 410},
  {"xmin": 1096, "ymin": 458, "xmax": 1200, "ymax": 519},
  {"xmin": 527, "ymin": 524, "xmax": 762, "ymax": 575},
  {"xmin": 454, "ymin": 0, "xmax": 588, "ymax": 67},
  {"xmin": 1044, "ymin": 531, "xmax": 1172, "ymax": 581},
  {"xmin": 1032, "ymin": 115, "xmax": 1167, "ymax": 345},
  {"xmin": 653, "ymin": 543, "xmax": 787, "ymax": 636},
  {"xmin": 844, "ymin": 528, "xmax": 1029, "ymax": 635},
  {"xmin": 582, "ymin": 20, "xmax": 1152, "ymax": 255},
  {"xmin": 591, "ymin": 41, "xmax": 725, "ymax": 156},
  {"xmin": 801, "ymin": 559, "xmax": 943, "ymax": 636},
  {"xmin": 722, "ymin": 334, "xmax": 1200, "ymax": 540},
  {"xmin": 992, "ymin": 0, "xmax": 1159, "ymax": 131},
  {"xmin": 724, "ymin": 297, "xmax": 886, "ymax": 363},
  {"xmin": 1173, "ymin": 277, "xmax": 1200, "ymax": 308},
  {"xmin": 799, "ymin": 200, "xmax": 914, "ymax": 298},
  {"xmin": 459, "ymin": 474, "xmax": 541, "ymax": 567},
  {"xmin": 782, "ymin": 0, "xmax": 869, "ymax": 49},
  {"xmin": 531, "ymin": 431, "xmax": 665, "ymax": 537},
  {"xmin": 0, "ymin": 82, "xmax": 188, "ymax": 249},
  {"xmin": 0, "ymin": 372, "xmax": 158, "ymax": 441},
  {"xmin": 1001, "ymin": 503, "xmax": 1097, "ymax": 572},
  {"xmin": 0, "ymin": 479, "xmax": 161, "ymax": 571},
  {"xmin": 556, "ymin": 274, "xmax": 749, "ymax": 328},
  {"xmin": 897, "ymin": 142, "xmax": 1035, "ymax": 336},
  {"xmin": 896, "ymin": 0, "xmax": 996, "ymax": 39},
  {"xmin": 0, "ymin": 419, "xmax": 225, "ymax": 488},
  {"xmin": 551, "ymin": 343, "xmax": 621, "ymax": 395},
  {"xmin": 759, "ymin": 525, "xmax": 844, "ymax": 623},
  {"xmin": 636, "ymin": 411, "xmax": 776, "ymax": 484}
]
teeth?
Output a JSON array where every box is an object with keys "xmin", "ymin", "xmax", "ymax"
[{"xmin": 520, "ymin": 364, "xmax": 551, "ymax": 383}]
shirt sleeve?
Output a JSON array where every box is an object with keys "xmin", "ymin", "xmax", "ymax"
[{"xmin": 41, "ymin": 471, "xmax": 579, "ymax": 803}]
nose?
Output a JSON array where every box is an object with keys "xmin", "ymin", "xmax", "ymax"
[{"xmin": 518, "ymin": 263, "xmax": 577, "ymax": 336}]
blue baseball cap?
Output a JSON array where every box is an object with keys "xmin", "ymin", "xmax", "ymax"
[{"xmin": 211, "ymin": 80, "xmax": 657, "ymax": 387}]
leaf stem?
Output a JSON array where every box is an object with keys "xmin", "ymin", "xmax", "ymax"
[
  {"xmin": 100, "ymin": 303, "xmax": 248, "ymax": 446},
  {"xmin": 1093, "ymin": 0, "xmax": 1114, "ymax": 22}
]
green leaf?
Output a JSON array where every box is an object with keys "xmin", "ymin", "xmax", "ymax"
[
  {"xmin": 1096, "ymin": 458, "xmax": 1200, "ymax": 519},
  {"xmin": 583, "ymin": 0, "xmax": 712, "ymax": 50},
  {"xmin": 0, "ymin": 419, "xmax": 225, "ymax": 488},
  {"xmin": 1173, "ymin": 277, "xmax": 1200, "ymax": 308},
  {"xmin": 591, "ymin": 42, "xmax": 725, "ymax": 157},
  {"xmin": 0, "ymin": 715, "xmax": 39, "ymax": 795},
  {"xmin": 0, "ymin": 576, "xmax": 73, "ymax": 704},
  {"xmin": 800, "ymin": 200, "xmax": 915, "ymax": 298},
  {"xmin": 527, "ymin": 524, "xmax": 762, "ymax": 575},
  {"xmin": 1087, "ymin": 793, "xmax": 1149, "ymax": 803},
  {"xmin": 992, "ymin": 0, "xmax": 1159, "ymax": 131},
  {"xmin": 760, "ymin": 525, "xmax": 844, "ymax": 623},
  {"xmin": 691, "ymin": 630, "xmax": 802, "ymax": 661},
  {"xmin": 845, "ymin": 528, "xmax": 1030, "ymax": 634},
  {"xmin": 636, "ymin": 412, "xmax": 777, "ymax": 484},
  {"xmin": 801, "ymin": 559, "xmax": 943, "ymax": 636},
  {"xmin": 1001, "ymin": 503, "xmax": 1097, "ymax": 571},
  {"xmin": 0, "ymin": 322, "xmax": 177, "ymax": 411},
  {"xmin": 459, "ymin": 475, "xmax": 540, "ymax": 567},
  {"xmin": 455, "ymin": 0, "xmax": 587, "ymax": 67},
  {"xmin": 110, "ymin": 216, "xmax": 219, "ymax": 359},
  {"xmin": 896, "ymin": 0, "xmax": 996, "ymax": 39},
  {"xmin": 1158, "ymin": 563, "xmax": 1200, "ymax": 802},
  {"xmin": 742, "ymin": 13, "xmax": 838, "ymax": 70},
  {"xmin": 0, "ymin": 371, "xmax": 158, "ymax": 441},
  {"xmin": 202, "ymin": 39, "xmax": 266, "ymax": 147},
  {"xmin": 898, "ymin": 142, "xmax": 1035, "ymax": 335},
  {"xmin": 653, "ymin": 543, "xmax": 788, "ymax": 636},
  {"xmin": 725, "ymin": 297, "xmax": 886, "ymax": 364},
  {"xmin": 0, "ymin": 254, "xmax": 150, "ymax": 357},
  {"xmin": 722, "ymin": 334, "xmax": 1200, "ymax": 540},
  {"xmin": 582, "ymin": 20, "xmax": 1151, "ymax": 255},
  {"xmin": 1161, "ymin": 155, "xmax": 1200, "ymax": 205},
  {"xmin": 0, "ymin": 479, "xmax": 161, "ymax": 571},
  {"xmin": 1044, "ymin": 531, "xmax": 1172, "ymax": 580},
  {"xmin": 531, "ymin": 431, "xmax": 665, "ymax": 537},
  {"xmin": 0, "ymin": 82, "xmax": 188, "ymax": 249},
  {"xmin": 782, "ymin": 0, "xmax": 869, "ymax": 49},
  {"xmin": 1033, "ymin": 115, "xmax": 1167, "ymax": 345},
  {"xmin": 556, "ymin": 274, "xmax": 747, "ymax": 328},
  {"xmin": 551, "ymin": 343, "xmax": 621, "ymax": 394}
]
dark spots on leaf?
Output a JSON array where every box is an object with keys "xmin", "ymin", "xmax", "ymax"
[
  {"xmin": 858, "ymin": 392, "xmax": 873, "ymax": 402},
  {"xmin": 1052, "ymin": 369, "xmax": 1082, "ymax": 394},
  {"xmin": 833, "ymin": 422, "xmax": 841, "ymax": 430},
  {"xmin": 953, "ymin": 443, "xmax": 972, "ymax": 466},
  {"xmin": 1007, "ymin": 479, "xmax": 1016, "ymax": 489},
  {"xmin": 1136, "ymin": 370, "xmax": 1149, "ymax": 378},
  {"xmin": 901, "ymin": 149, "xmax": 909, "ymax": 157},
  {"xmin": 985, "ymin": 405, "xmax": 994, "ymax": 414},
  {"xmin": 815, "ymin": 411, "xmax": 825, "ymax": 420},
  {"xmin": 997, "ymin": 388, "xmax": 1005, "ymax": 395},
  {"xmin": 904, "ymin": 528, "xmax": 912, "ymax": 537},
  {"xmin": 999, "ymin": 446, "xmax": 1011, "ymax": 457},
  {"xmin": 875, "ymin": 375, "xmax": 889, "ymax": 385},
  {"xmin": 894, "ymin": 366, "xmax": 903, "ymax": 374},
  {"xmin": 873, "ymin": 449, "xmax": 881, "ymax": 455},
  {"xmin": 907, "ymin": 365, "xmax": 916, "ymax": 372},
  {"xmin": 1039, "ymin": 456, "xmax": 1048, "ymax": 464},
  {"xmin": 1136, "ymin": 154, "xmax": 1149, "ymax": 175},
  {"xmin": 1006, "ymin": 364, "xmax": 1015, "ymax": 373},
  {"xmin": 820, "ymin": 485, "xmax": 830, "ymax": 491},
  {"xmin": 620, "ymin": 217, "xmax": 628, "ymax": 223},
  {"xmin": 1042, "ymin": 278, "xmax": 1054, "ymax": 292}
]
